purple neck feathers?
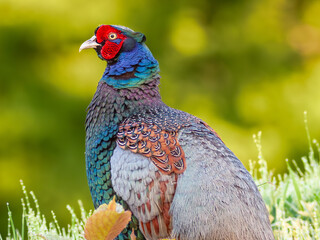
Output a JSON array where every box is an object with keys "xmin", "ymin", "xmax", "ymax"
[{"xmin": 86, "ymin": 77, "xmax": 163, "ymax": 132}]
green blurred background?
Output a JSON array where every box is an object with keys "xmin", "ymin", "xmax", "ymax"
[{"xmin": 1, "ymin": 0, "xmax": 320, "ymax": 235}]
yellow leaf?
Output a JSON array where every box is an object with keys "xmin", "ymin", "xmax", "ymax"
[{"xmin": 84, "ymin": 197, "xmax": 132, "ymax": 240}]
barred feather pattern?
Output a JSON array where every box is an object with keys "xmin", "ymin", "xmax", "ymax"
[
  {"xmin": 139, "ymin": 172, "xmax": 178, "ymax": 238},
  {"xmin": 117, "ymin": 119, "xmax": 186, "ymax": 174}
]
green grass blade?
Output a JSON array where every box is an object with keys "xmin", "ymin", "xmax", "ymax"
[
  {"xmin": 21, "ymin": 198, "xmax": 25, "ymax": 240},
  {"xmin": 7, "ymin": 203, "xmax": 17, "ymax": 240},
  {"xmin": 288, "ymin": 165, "xmax": 303, "ymax": 210}
]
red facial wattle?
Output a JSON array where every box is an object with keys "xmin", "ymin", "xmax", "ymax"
[
  {"xmin": 100, "ymin": 41, "xmax": 124, "ymax": 60},
  {"xmin": 95, "ymin": 25, "xmax": 127, "ymax": 60}
]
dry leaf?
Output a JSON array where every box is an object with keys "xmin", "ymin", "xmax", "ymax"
[{"xmin": 84, "ymin": 197, "xmax": 132, "ymax": 240}]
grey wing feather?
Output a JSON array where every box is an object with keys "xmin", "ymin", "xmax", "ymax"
[{"xmin": 170, "ymin": 125, "xmax": 274, "ymax": 240}]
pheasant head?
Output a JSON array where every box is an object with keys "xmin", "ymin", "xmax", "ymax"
[{"xmin": 80, "ymin": 25, "xmax": 159, "ymax": 88}]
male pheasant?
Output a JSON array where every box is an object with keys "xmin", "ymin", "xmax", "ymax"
[{"xmin": 80, "ymin": 25, "xmax": 274, "ymax": 240}]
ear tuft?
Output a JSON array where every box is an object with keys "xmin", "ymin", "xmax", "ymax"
[
  {"xmin": 141, "ymin": 34, "xmax": 146, "ymax": 43},
  {"xmin": 133, "ymin": 32, "xmax": 146, "ymax": 43}
]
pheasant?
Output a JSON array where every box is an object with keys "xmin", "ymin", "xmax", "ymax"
[{"xmin": 80, "ymin": 25, "xmax": 274, "ymax": 240}]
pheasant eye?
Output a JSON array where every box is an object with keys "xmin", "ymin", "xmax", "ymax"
[{"xmin": 108, "ymin": 33, "xmax": 117, "ymax": 40}]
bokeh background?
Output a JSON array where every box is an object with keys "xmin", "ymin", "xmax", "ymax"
[{"xmin": 1, "ymin": 0, "xmax": 320, "ymax": 235}]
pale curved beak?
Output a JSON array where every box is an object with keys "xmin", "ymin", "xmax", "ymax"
[{"xmin": 79, "ymin": 36, "xmax": 101, "ymax": 52}]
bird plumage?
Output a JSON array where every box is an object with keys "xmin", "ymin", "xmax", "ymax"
[{"xmin": 81, "ymin": 25, "xmax": 274, "ymax": 240}]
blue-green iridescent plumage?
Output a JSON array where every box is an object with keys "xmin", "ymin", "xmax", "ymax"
[{"xmin": 85, "ymin": 27, "xmax": 160, "ymax": 239}]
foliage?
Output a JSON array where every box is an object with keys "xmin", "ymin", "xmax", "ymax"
[
  {"xmin": 4, "ymin": 180, "xmax": 88, "ymax": 240},
  {"xmin": 2, "ymin": 126, "xmax": 320, "ymax": 239},
  {"xmin": 251, "ymin": 121, "xmax": 320, "ymax": 239}
]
